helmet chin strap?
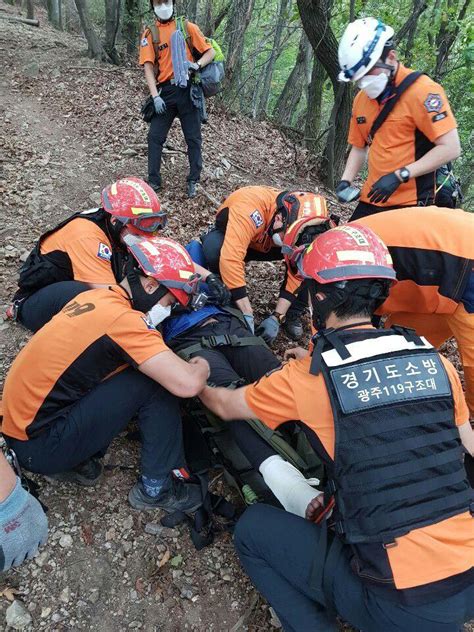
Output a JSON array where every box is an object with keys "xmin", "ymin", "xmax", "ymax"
[{"xmin": 126, "ymin": 263, "xmax": 168, "ymax": 313}]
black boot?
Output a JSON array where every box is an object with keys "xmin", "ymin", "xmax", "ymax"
[
  {"xmin": 46, "ymin": 458, "xmax": 103, "ymax": 487},
  {"xmin": 283, "ymin": 312, "xmax": 304, "ymax": 341},
  {"xmin": 128, "ymin": 476, "xmax": 202, "ymax": 514},
  {"xmin": 187, "ymin": 180, "xmax": 198, "ymax": 198}
]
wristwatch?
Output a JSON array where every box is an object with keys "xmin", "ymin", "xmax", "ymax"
[{"xmin": 398, "ymin": 167, "xmax": 410, "ymax": 183}]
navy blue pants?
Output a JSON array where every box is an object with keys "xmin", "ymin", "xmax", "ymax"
[
  {"xmin": 148, "ymin": 82, "xmax": 202, "ymax": 187},
  {"xmin": 169, "ymin": 314, "xmax": 279, "ymax": 469},
  {"xmin": 8, "ymin": 368, "xmax": 185, "ymax": 479},
  {"xmin": 17, "ymin": 281, "xmax": 89, "ymax": 332},
  {"xmin": 235, "ymin": 504, "xmax": 474, "ymax": 632}
]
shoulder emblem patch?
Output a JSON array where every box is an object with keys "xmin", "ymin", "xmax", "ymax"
[
  {"xmin": 141, "ymin": 315, "xmax": 156, "ymax": 331},
  {"xmin": 97, "ymin": 242, "xmax": 112, "ymax": 261},
  {"xmin": 424, "ymin": 93, "xmax": 443, "ymax": 113},
  {"xmin": 250, "ymin": 210, "xmax": 264, "ymax": 229},
  {"xmin": 141, "ymin": 37, "xmax": 148, "ymax": 47}
]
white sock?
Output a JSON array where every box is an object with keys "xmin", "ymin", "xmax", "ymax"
[{"xmin": 258, "ymin": 455, "xmax": 321, "ymax": 518}]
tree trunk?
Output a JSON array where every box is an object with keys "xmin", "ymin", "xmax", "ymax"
[
  {"xmin": 222, "ymin": 0, "xmax": 255, "ymax": 102},
  {"xmin": 74, "ymin": 0, "xmax": 109, "ymax": 60},
  {"xmin": 297, "ymin": 0, "xmax": 352, "ymax": 187},
  {"xmin": 200, "ymin": 0, "xmax": 213, "ymax": 36},
  {"xmin": 273, "ymin": 29, "xmax": 311, "ymax": 126},
  {"xmin": 176, "ymin": 0, "xmax": 198, "ymax": 20},
  {"xmin": 254, "ymin": 0, "xmax": 292, "ymax": 119},
  {"xmin": 26, "ymin": 0, "xmax": 35, "ymax": 20},
  {"xmin": 305, "ymin": 56, "xmax": 326, "ymax": 153},
  {"xmin": 104, "ymin": 0, "xmax": 121, "ymax": 64},
  {"xmin": 47, "ymin": 0, "xmax": 61, "ymax": 28},
  {"xmin": 394, "ymin": 0, "xmax": 428, "ymax": 65},
  {"xmin": 123, "ymin": 0, "xmax": 139, "ymax": 55},
  {"xmin": 433, "ymin": 0, "xmax": 471, "ymax": 80}
]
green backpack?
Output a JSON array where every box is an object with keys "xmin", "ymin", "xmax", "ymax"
[{"xmin": 175, "ymin": 15, "xmax": 225, "ymax": 97}]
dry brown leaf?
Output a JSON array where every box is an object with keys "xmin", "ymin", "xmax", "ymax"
[
  {"xmin": 135, "ymin": 577, "xmax": 145, "ymax": 595},
  {"xmin": 0, "ymin": 586, "xmax": 21, "ymax": 602},
  {"xmin": 158, "ymin": 548, "xmax": 170, "ymax": 569},
  {"xmin": 81, "ymin": 523, "xmax": 94, "ymax": 546}
]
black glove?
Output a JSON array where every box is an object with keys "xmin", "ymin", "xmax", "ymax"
[
  {"xmin": 206, "ymin": 274, "xmax": 231, "ymax": 306},
  {"xmin": 368, "ymin": 172, "xmax": 402, "ymax": 204}
]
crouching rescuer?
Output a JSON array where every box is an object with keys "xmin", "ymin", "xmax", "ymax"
[
  {"xmin": 199, "ymin": 225, "xmax": 474, "ymax": 631},
  {"xmin": 1, "ymin": 237, "xmax": 211, "ymax": 514}
]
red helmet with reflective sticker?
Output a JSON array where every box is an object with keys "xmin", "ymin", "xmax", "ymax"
[
  {"xmin": 101, "ymin": 177, "xmax": 167, "ymax": 236},
  {"xmin": 126, "ymin": 236, "xmax": 199, "ymax": 307},
  {"xmin": 282, "ymin": 215, "xmax": 336, "ymax": 269},
  {"xmin": 270, "ymin": 191, "xmax": 329, "ymax": 236},
  {"xmin": 298, "ymin": 224, "xmax": 397, "ymax": 284}
]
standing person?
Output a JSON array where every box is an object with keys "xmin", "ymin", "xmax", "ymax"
[
  {"xmin": 200, "ymin": 186, "xmax": 333, "ymax": 342},
  {"xmin": 199, "ymin": 225, "xmax": 474, "ymax": 632},
  {"xmin": 139, "ymin": 0, "xmax": 216, "ymax": 198},
  {"xmin": 2, "ymin": 237, "xmax": 210, "ymax": 513},
  {"xmin": 335, "ymin": 17, "xmax": 461, "ymax": 220}
]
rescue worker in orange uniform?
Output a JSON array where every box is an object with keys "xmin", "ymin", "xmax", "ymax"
[
  {"xmin": 8, "ymin": 177, "xmax": 166, "ymax": 332},
  {"xmin": 283, "ymin": 206, "xmax": 474, "ymax": 417},
  {"xmin": 2, "ymin": 237, "xmax": 211, "ymax": 514},
  {"xmin": 7, "ymin": 177, "xmax": 228, "ymax": 332},
  {"xmin": 200, "ymin": 186, "xmax": 333, "ymax": 342},
  {"xmin": 355, "ymin": 207, "xmax": 474, "ymax": 415},
  {"xmin": 336, "ymin": 18, "xmax": 461, "ymax": 220},
  {"xmin": 139, "ymin": 0, "xmax": 216, "ymax": 198},
  {"xmin": 199, "ymin": 225, "xmax": 474, "ymax": 631}
]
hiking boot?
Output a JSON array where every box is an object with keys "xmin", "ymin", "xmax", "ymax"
[
  {"xmin": 128, "ymin": 477, "xmax": 202, "ymax": 514},
  {"xmin": 283, "ymin": 313, "xmax": 304, "ymax": 341},
  {"xmin": 46, "ymin": 458, "xmax": 103, "ymax": 487},
  {"xmin": 148, "ymin": 181, "xmax": 162, "ymax": 194},
  {"xmin": 187, "ymin": 180, "xmax": 198, "ymax": 198}
]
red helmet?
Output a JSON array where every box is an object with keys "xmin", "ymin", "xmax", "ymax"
[
  {"xmin": 272, "ymin": 191, "xmax": 329, "ymax": 236},
  {"xmin": 126, "ymin": 236, "xmax": 199, "ymax": 307},
  {"xmin": 101, "ymin": 177, "xmax": 167, "ymax": 236},
  {"xmin": 282, "ymin": 215, "xmax": 336, "ymax": 269},
  {"xmin": 298, "ymin": 224, "xmax": 397, "ymax": 284}
]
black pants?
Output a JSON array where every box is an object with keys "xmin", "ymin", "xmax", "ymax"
[
  {"xmin": 201, "ymin": 228, "xmax": 301, "ymax": 312},
  {"xmin": 235, "ymin": 504, "xmax": 474, "ymax": 632},
  {"xmin": 17, "ymin": 281, "xmax": 89, "ymax": 332},
  {"xmin": 7, "ymin": 368, "xmax": 185, "ymax": 480},
  {"xmin": 169, "ymin": 314, "xmax": 280, "ymax": 468},
  {"xmin": 148, "ymin": 82, "xmax": 202, "ymax": 187}
]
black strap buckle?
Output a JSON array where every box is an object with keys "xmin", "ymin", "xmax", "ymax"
[{"xmin": 203, "ymin": 334, "xmax": 233, "ymax": 348}]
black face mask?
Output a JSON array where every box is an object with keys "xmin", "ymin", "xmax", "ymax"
[
  {"xmin": 126, "ymin": 264, "xmax": 168, "ymax": 313},
  {"xmin": 310, "ymin": 281, "xmax": 347, "ymax": 331}
]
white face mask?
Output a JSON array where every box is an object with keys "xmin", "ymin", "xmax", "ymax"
[
  {"xmin": 357, "ymin": 72, "xmax": 389, "ymax": 99},
  {"xmin": 272, "ymin": 232, "xmax": 284, "ymax": 247},
  {"xmin": 147, "ymin": 302, "xmax": 172, "ymax": 326},
  {"xmin": 154, "ymin": 1, "xmax": 173, "ymax": 21}
]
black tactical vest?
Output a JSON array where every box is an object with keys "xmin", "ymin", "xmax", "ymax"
[
  {"xmin": 311, "ymin": 326, "xmax": 472, "ymax": 589},
  {"xmin": 15, "ymin": 209, "xmax": 126, "ymax": 299}
]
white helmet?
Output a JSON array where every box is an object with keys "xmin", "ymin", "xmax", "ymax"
[{"xmin": 338, "ymin": 18, "xmax": 395, "ymax": 82}]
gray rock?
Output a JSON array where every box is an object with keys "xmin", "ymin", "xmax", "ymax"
[
  {"xmin": 122, "ymin": 148, "xmax": 138, "ymax": 157},
  {"xmin": 23, "ymin": 61, "xmax": 40, "ymax": 78},
  {"xmin": 59, "ymin": 534, "xmax": 73, "ymax": 548},
  {"xmin": 5, "ymin": 601, "xmax": 32, "ymax": 630},
  {"xmin": 144, "ymin": 522, "xmax": 164, "ymax": 536}
]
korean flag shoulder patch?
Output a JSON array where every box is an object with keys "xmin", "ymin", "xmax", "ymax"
[
  {"xmin": 250, "ymin": 209, "xmax": 264, "ymax": 229},
  {"xmin": 141, "ymin": 37, "xmax": 149, "ymax": 47},
  {"xmin": 97, "ymin": 242, "xmax": 112, "ymax": 261}
]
